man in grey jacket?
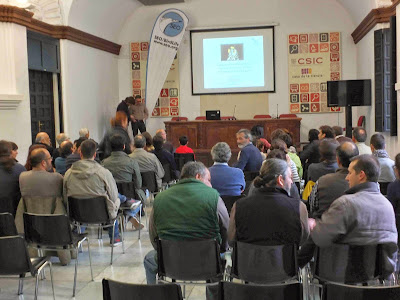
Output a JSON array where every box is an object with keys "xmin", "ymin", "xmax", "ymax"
[
  {"xmin": 309, "ymin": 154, "xmax": 398, "ymax": 273},
  {"xmin": 370, "ymin": 133, "xmax": 395, "ymax": 183},
  {"xmin": 64, "ymin": 140, "xmax": 122, "ymax": 246}
]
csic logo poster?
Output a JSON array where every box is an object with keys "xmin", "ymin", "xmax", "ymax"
[{"xmin": 288, "ymin": 32, "xmax": 341, "ymax": 114}]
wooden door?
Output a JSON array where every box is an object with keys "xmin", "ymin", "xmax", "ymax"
[{"xmin": 29, "ymin": 70, "xmax": 55, "ymax": 145}]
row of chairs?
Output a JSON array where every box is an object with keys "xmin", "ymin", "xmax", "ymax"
[
  {"xmin": 102, "ymin": 279, "xmax": 400, "ymax": 300},
  {"xmin": 171, "ymin": 114, "xmax": 298, "ymax": 121}
]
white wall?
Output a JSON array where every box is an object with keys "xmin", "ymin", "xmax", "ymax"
[
  {"xmin": 117, "ymin": 0, "xmax": 358, "ymax": 141},
  {"xmin": 60, "ymin": 40, "xmax": 120, "ymax": 143}
]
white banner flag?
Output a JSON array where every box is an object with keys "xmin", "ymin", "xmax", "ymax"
[{"xmin": 146, "ymin": 9, "xmax": 188, "ymax": 119}]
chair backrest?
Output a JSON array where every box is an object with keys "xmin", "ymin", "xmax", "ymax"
[
  {"xmin": 102, "ymin": 279, "xmax": 183, "ymax": 300},
  {"xmin": 174, "ymin": 153, "xmax": 195, "ymax": 172},
  {"xmin": 157, "ymin": 239, "xmax": 222, "ymax": 281},
  {"xmin": 68, "ymin": 196, "xmax": 110, "ymax": 224},
  {"xmin": 279, "ymin": 114, "xmax": 297, "ymax": 118},
  {"xmin": 23, "ymin": 213, "xmax": 73, "ymax": 247},
  {"xmin": 314, "ymin": 244, "xmax": 383, "ymax": 284},
  {"xmin": 379, "ymin": 182, "xmax": 390, "ymax": 195},
  {"xmin": 0, "ymin": 235, "xmax": 32, "ymax": 276},
  {"xmin": 219, "ymin": 281, "xmax": 302, "ymax": 300},
  {"xmin": 323, "ymin": 282, "xmax": 400, "ymax": 300},
  {"xmin": 0, "ymin": 212, "xmax": 18, "ymax": 236},
  {"xmin": 171, "ymin": 117, "xmax": 188, "ymax": 121},
  {"xmin": 253, "ymin": 114, "xmax": 272, "ymax": 119},
  {"xmin": 162, "ymin": 164, "xmax": 172, "ymax": 183},
  {"xmin": 116, "ymin": 181, "xmax": 139, "ymax": 199},
  {"xmin": 141, "ymin": 171, "xmax": 157, "ymax": 193},
  {"xmin": 244, "ymin": 171, "xmax": 259, "ymax": 182},
  {"xmin": 220, "ymin": 195, "xmax": 244, "ymax": 215},
  {"xmin": 195, "ymin": 116, "xmax": 206, "ymax": 120},
  {"xmin": 232, "ymin": 242, "xmax": 298, "ymax": 283}
]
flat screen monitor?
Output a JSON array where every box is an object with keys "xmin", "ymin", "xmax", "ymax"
[
  {"xmin": 206, "ymin": 110, "xmax": 221, "ymax": 120},
  {"xmin": 327, "ymin": 79, "xmax": 371, "ymax": 107}
]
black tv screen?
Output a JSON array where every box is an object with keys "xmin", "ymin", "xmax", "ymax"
[{"xmin": 327, "ymin": 79, "xmax": 371, "ymax": 107}]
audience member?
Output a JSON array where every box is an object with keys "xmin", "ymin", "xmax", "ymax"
[
  {"xmin": 233, "ymin": 129, "xmax": 263, "ymax": 172},
  {"xmin": 300, "ymin": 125, "xmax": 334, "ymax": 167},
  {"xmin": 370, "ymin": 133, "xmax": 396, "ymax": 182},
  {"xmin": 209, "ymin": 142, "xmax": 245, "ymax": 196},
  {"xmin": 270, "ymin": 139, "xmax": 300, "ymax": 186},
  {"xmin": 352, "ymin": 127, "xmax": 372, "ymax": 155},
  {"xmin": 129, "ymin": 135, "xmax": 164, "ymax": 189},
  {"xmin": 10, "ymin": 142, "xmax": 19, "ymax": 162},
  {"xmin": 99, "ymin": 111, "xmax": 132, "ymax": 159},
  {"xmin": 117, "ymin": 96, "xmax": 135, "ymax": 126},
  {"xmin": 300, "ymin": 129, "xmax": 320, "ymax": 178},
  {"xmin": 0, "ymin": 140, "xmax": 26, "ymax": 215},
  {"xmin": 15, "ymin": 148, "xmax": 72, "ymax": 265},
  {"xmin": 34, "ymin": 132, "xmax": 54, "ymax": 158},
  {"xmin": 307, "ymin": 138, "xmax": 339, "ymax": 182},
  {"xmin": 387, "ymin": 153, "xmax": 400, "ymax": 249},
  {"xmin": 55, "ymin": 141, "xmax": 73, "ymax": 175},
  {"xmin": 144, "ymin": 162, "xmax": 229, "ymax": 287},
  {"xmin": 130, "ymin": 95, "xmax": 149, "ymax": 136},
  {"xmin": 79, "ymin": 128, "xmax": 90, "ymax": 139},
  {"xmin": 228, "ymin": 158, "xmax": 309, "ymax": 246},
  {"xmin": 65, "ymin": 137, "xmax": 87, "ymax": 171},
  {"xmin": 333, "ymin": 125, "xmax": 352, "ymax": 144},
  {"xmin": 298, "ymin": 141, "xmax": 359, "ymax": 267},
  {"xmin": 256, "ymin": 138, "xmax": 267, "ymax": 161},
  {"xmin": 152, "ymin": 135, "xmax": 178, "ymax": 179},
  {"xmin": 142, "ymin": 131, "xmax": 154, "ymax": 152},
  {"xmin": 102, "ymin": 134, "xmax": 145, "ymax": 230},
  {"xmin": 155, "ymin": 128, "xmax": 174, "ymax": 153},
  {"xmin": 53, "ymin": 133, "xmax": 69, "ymax": 161},
  {"xmin": 175, "ymin": 135, "xmax": 195, "ymax": 158},
  {"xmin": 24, "ymin": 144, "xmax": 46, "ymax": 170},
  {"xmin": 64, "ymin": 140, "xmax": 122, "ymax": 246},
  {"xmin": 309, "ymin": 154, "xmax": 397, "ymax": 276}
]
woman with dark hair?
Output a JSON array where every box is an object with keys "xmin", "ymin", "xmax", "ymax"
[
  {"xmin": 300, "ymin": 128, "xmax": 321, "ymax": 181},
  {"xmin": 142, "ymin": 132, "xmax": 154, "ymax": 152},
  {"xmin": 99, "ymin": 111, "xmax": 133, "ymax": 159},
  {"xmin": 0, "ymin": 140, "xmax": 26, "ymax": 215},
  {"xmin": 10, "ymin": 142, "xmax": 19, "ymax": 162}
]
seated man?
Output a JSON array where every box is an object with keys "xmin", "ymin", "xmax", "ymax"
[
  {"xmin": 152, "ymin": 135, "xmax": 178, "ymax": 179},
  {"xmin": 175, "ymin": 135, "xmax": 195, "ymax": 158},
  {"xmin": 15, "ymin": 148, "xmax": 72, "ymax": 265},
  {"xmin": 155, "ymin": 128, "xmax": 174, "ymax": 154},
  {"xmin": 144, "ymin": 162, "xmax": 229, "ymax": 285},
  {"xmin": 370, "ymin": 133, "xmax": 396, "ymax": 183},
  {"xmin": 333, "ymin": 125, "xmax": 352, "ymax": 144},
  {"xmin": 63, "ymin": 140, "xmax": 122, "ymax": 246},
  {"xmin": 352, "ymin": 127, "xmax": 372, "ymax": 155},
  {"xmin": 55, "ymin": 140, "xmax": 73, "ymax": 175},
  {"xmin": 33, "ymin": 132, "xmax": 55, "ymax": 159},
  {"xmin": 102, "ymin": 134, "xmax": 144, "ymax": 230},
  {"xmin": 129, "ymin": 134, "xmax": 164, "ymax": 189},
  {"xmin": 65, "ymin": 137, "xmax": 87, "ymax": 171},
  {"xmin": 233, "ymin": 129, "xmax": 263, "ymax": 172},
  {"xmin": 53, "ymin": 133, "xmax": 69, "ymax": 162},
  {"xmin": 209, "ymin": 142, "xmax": 245, "ymax": 196},
  {"xmin": 309, "ymin": 155, "xmax": 398, "ymax": 274},
  {"xmin": 229, "ymin": 158, "xmax": 309, "ymax": 246}
]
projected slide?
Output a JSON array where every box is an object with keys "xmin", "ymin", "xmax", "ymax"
[
  {"xmin": 203, "ymin": 36, "xmax": 264, "ymax": 89},
  {"xmin": 191, "ymin": 26, "xmax": 275, "ymax": 94}
]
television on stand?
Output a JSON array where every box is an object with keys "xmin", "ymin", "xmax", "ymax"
[{"xmin": 327, "ymin": 79, "xmax": 372, "ymax": 137}]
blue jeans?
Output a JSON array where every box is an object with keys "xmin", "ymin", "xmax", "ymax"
[
  {"xmin": 119, "ymin": 193, "xmax": 141, "ymax": 219},
  {"xmin": 78, "ymin": 221, "xmax": 119, "ymax": 240}
]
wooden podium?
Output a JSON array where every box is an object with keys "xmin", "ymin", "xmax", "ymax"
[{"xmin": 164, "ymin": 118, "xmax": 302, "ymax": 167}]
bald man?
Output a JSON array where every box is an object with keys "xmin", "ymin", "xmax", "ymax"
[
  {"xmin": 34, "ymin": 132, "xmax": 55, "ymax": 163},
  {"xmin": 54, "ymin": 133, "xmax": 70, "ymax": 162},
  {"xmin": 155, "ymin": 129, "xmax": 174, "ymax": 153}
]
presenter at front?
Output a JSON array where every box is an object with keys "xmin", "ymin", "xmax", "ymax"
[{"xmin": 130, "ymin": 95, "xmax": 149, "ymax": 136}]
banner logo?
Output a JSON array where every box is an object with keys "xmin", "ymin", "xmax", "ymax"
[{"xmin": 159, "ymin": 12, "xmax": 184, "ymax": 37}]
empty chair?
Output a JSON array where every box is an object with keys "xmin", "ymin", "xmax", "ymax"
[
  {"xmin": 23, "ymin": 212, "xmax": 93, "ymax": 297},
  {"xmin": 0, "ymin": 212, "xmax": 18, "ymax": 236},
  {"xmin": 253, "ymin": 114, "xmax": 272, "ymax": 119},
  {"xmin": 174, "ymin": 153, "xmax": 195, "ymax": 172},
  {"xmin": 0, "ymin": 235, "xmax": 55, "ymax": 300},
  {"xmin": 279, "ymin": 114, "xmax": 297, "ymax": 118},
  {"xmin": 230, "ymin": 242, "xmax": 299, "ymax": 284},
  {"xmin": 195, "ymin": 116, "xmax": 206, "ymax": 120},
  {"xmin": 157, "ymin": 239, "xmax": 223, "ymax": 297},
  {"xmin": 219, "ymin": 281, "xmax": 303, "ymax": 300},
  {"xmin": 221, "ymin": 195, "xmax": 244, "ymax": 215},
  {"xmin": 171, "ymin": 117, "xmax": 188, "ymax": 121},
  {"xmin": 68, "ymin": 196, "xmax": 125, "ymax": 264},
  {"xmin": 102, "ymin": 278, "xmax": 183, "ymax": 300},
  {"xmin": 323, "ymin": 282, "xmax": 400, "ymax": 300}
]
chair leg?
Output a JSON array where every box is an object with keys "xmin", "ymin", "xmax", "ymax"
[
  {"xmin": 34, "ymin": 273, "xmax": 40, "ymax": 300},
  {"xmin": 138, "ymin": 204, "xmax": 142, "ymax": 240},
  {"xmin": 48, "ymin": 262, "xmax": 55, "ymax": 300},
  {"xmin": 87, "ymin": 239, "xmax": 94, "ymax": 281},
  {"xmin": 120, "ymin": 218, "xmax": 125, "ymax": 254},
  {"xmin": 73, "ymin": 248, "xmax": 79, "ymax": 297},
  {"xmin": 183, "ymin": 284, "xmax": 186, "ymax": 299},
  {"xmin": 111, "ymin": 223, "xmax": 115, "ymax": 265},
  {"xmin": 18, "ymin": 274, "xmax": 25, "ymax": 295}
]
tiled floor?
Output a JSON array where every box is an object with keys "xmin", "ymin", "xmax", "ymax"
[{"xmin": 0, "ymin": 225, "xmax": 208, "ymax": 300}]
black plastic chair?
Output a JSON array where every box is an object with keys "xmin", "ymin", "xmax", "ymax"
[
  {"xmin": 174, "ymin": 153, "xmax": 195, "ymax": 171},
  {"xmin": 68, "ymin": 196, "xmax": 125, "ymax": 264},
  {"xmin": 379, "ymin": 182, "xmax": 390, "ymax": 195},
  {"xmin": 243, "ymin": 171, "xmax": 259, "ymax": 195},
  {"xmin": 23, "ymin": 212, "xmax": 94, "ymax": 297},
  {"xmin": 0, "ymin": 235, "xmax": 55, "ymax": 300},
  {"xmin": 162, "ymin": 163, "xmax": 172, "ymax": 184},
  {"xmin": 157, "ymin": 239, "xmax": 223, "ymax": 298},
  {"xmin": 141, "ymin": 171, "xmax": 158, "ymax": 194},
  {"xmin": 220, "ymin": 195, "xmax": 244, "ymax": 215},
  {"xmin": 323, "ymin": 282, "xmax": 400, "ymax": 300},
  {"xmin": 219, "ymin": 281, "xmax": 303, "ymax": 300},
  {"xmin": 0, "ymin": 212, "xmax": 18, "ymax": 236},
  {"xmin": 102, "ymin": 278, "xmax": 183, "ymax": 300},
  {"xmin": 231, "ymin": 242, "xmax": 299, "ymax": 284}
]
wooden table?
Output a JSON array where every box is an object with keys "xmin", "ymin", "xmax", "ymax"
[{"xmin": 164, "ymin": 118, "xmax": 302, "ymax": 167}]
